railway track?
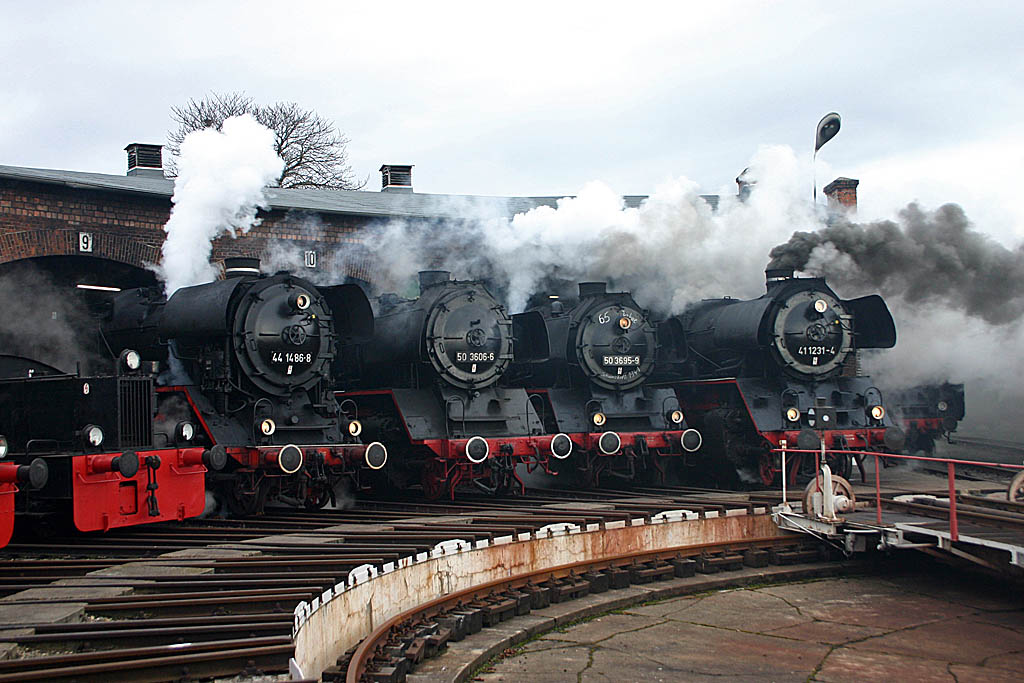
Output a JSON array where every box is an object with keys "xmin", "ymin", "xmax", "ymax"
[{"xmin": 0, "ymin": 486, "xmax": 821, "ymax": 681}]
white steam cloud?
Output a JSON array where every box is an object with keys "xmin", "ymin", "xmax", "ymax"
[
  {"xmin": 158, "ymin": 115, "xmax": 283, "ymax": 297},
  {"xmin": 336, "ymin": 145, "xmax": 817, "ymax": 313}
]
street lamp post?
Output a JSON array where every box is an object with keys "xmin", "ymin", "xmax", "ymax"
[{"xmin": 813, "ymin": 112, "xmax": 841, "ymax": 203}]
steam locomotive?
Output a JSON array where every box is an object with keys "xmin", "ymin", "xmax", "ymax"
[
  {"xmin": 511, "ymin": 282, "xmax": 701, "ymax": 486},
  {"xmin": 655, "ymin": 268, "xmax": 904, "ymax": 487},
  {"xmin": 101, "ymin": 259, "xmax": 387, "ymax": 513},
  {"xmin": 335, "ymin": 271, "xmax": 569, "ymax": 499},
  {"xmin": 887, "ymin": 382, "xmax": 965, "ymax": 454}
]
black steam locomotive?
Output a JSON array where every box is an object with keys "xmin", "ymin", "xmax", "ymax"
[
  {"xmin": 102, "ymin": 259, "xmax": 386, "ymax": 513},
  {"xmin": 655, "ymin": 268, "xmax": 904, "ymax": 487},
  {"xmin": 335, "ymin": 271, "xmax": 561, "ymax": 499},
  {"xmin": 887, "ymin": 382, "xmax": 965, "ymax": 454},
  {"xmin": 511, "ymin": 282, "xmax": 701, "ymax": 486}
]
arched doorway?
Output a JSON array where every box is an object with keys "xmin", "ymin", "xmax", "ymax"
[{"xmin": 0, "ymin": 256, "xmax": 158, "ymax": 373}]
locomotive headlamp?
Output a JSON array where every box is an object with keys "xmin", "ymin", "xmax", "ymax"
[
  {"xmin": 870, "ymin": 405, "xmax": 886, "ymax": 420},
  {"xmin": 120, "ymin": 349, "xmax": 141, "ymax": 372},
  {"xmin": 0, "ymin": 436, "xmax": 7, "ymax": 459},
  {"xmin": 175, "ymin": 421, "xmax": 195, "ymax": 442},
  {"xmin": 260, "ymin": 418, "xmax": 277, "ymax": 436},
  {"xmin": 348, "ymin": 420, "xmax": 363, "ymax": 437},
  {"xmin": 937, "ymin": 401, "xmax": 948, "ymax": 412},
  {"xmin": 592, "ymin": 412, "xmax": 607, "ymax": 427},
  {"xmin": 668, "ymin": 410, "xmax": 685, "ymax": 425},
  {"xmin": 289, "ymin": 292, "xmax": 312, "ymax": 311},
  {"xmin": 84, "ymin": 425, "xmax": 104, "ymax": 447},
  {"xmin": 618, "ymin": 317, "xmax": 632, "ymax": 330},
  {"xmin": 814, "ymin": 299, "xmax": 828, "ymax": 313},
  {"xmin": 785, "ymin": 407, "xmax": 801, "ymax": 423}
]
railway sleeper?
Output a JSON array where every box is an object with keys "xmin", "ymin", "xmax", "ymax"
[
  {"xmin": 629, "ymin": 560, "xmax": 676, "ymax": 584},
  {"xmin": 449, "ymin": 607, "xmax": 485, "ymax": 635},
  {"xmin": 581, "ymin": 570, "xmax": 611, "ymax": 593},
  {"xmin": 434, "ymin": 613, "xmax": 469, "ymax": 641},
  {"xmin": 671, "ymin": 557, "xmax": 698, "ymax": 578},
  {"xmin": 696, "ymin": 552, "xmax": 745, "ymax": 574},
  {"xmin": 769, "ymin": 545, "xmax": 825, "ymax": 565},
  {"xmin": 545, "ymin": 577, "xmax": 590, "ymax": 603},
  {"xmin": 469, "ymin": 597, "xmax": 516, "ymax": 626},
  {"xmin": 743, "ymin": 548, "xmax": 772, "ymax": 568},
  {"xmin": 520, "ymin": 583, "xmax": 552, "ymax": 609}
]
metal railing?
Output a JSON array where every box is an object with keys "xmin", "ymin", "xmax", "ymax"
[{"xmin": 774, "ymin": 445, "xmax": 1024, "ymax": 542}]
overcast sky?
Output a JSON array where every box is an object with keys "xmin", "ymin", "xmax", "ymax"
[{"xmin": 2, "ymin": 1, "xmax": 1022, "ymax": 242}]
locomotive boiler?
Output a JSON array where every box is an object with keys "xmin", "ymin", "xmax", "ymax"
[
  {"xmin": 657, "ymin": 268, "xmax": 904, "ymax": 486},
  {"xmin": 336, "ymin": 271, "xmax": 558, "ymax": 499},
  {"xmin": 103, "ymin": 258, "xmax": 385, "ymax": 512},
  {"xmin": 511, "ymin": 282, "xmax": 701, "ymax": 486}
]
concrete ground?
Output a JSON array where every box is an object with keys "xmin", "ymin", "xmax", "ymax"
[{"xmin": 474, "ymin": 571, "xmax": 1024, "ymax": 682}]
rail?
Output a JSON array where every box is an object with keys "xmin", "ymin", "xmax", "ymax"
[
  {"xmin": 774, "ymin": 445, "xmax": 1024, "ymax": 543},
  {"xmin": 344, "ymin": 535, "xmax": 805, "ymax": 683}
]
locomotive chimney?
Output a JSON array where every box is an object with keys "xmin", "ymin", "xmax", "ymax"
[
  {"xmin": 380, "ymin": 164, "xmax": 413, "ymax": 193},
  {"xmin": 765, "ymin": 268, "xmax": 794, "ymax": 291},
  {"xmin": 125, "ymin": 143, "xmax": 165, "ymax": 179},
  {"xmin": 823, "ymin": 177, "xmax": 859, "ymax": 214},
  {"xmin": 418, "ymin": 270, "xmax": 450, "ymax": 292},
  {"xmin": 578, "ymin": 282, "xmax": 607, "ymax": 298},
  {"xmin": 224, "ymin": 257, "xmax": 261, "ymax": 278}
]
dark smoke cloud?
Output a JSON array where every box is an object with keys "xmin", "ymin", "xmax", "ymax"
[
  {"xmin": 0, "ymin": 267, "xmax": 104, "ymax": 373},
  {"xmin": 768, "ymin": 203, "xmax": 1024, "ymax": 325}
]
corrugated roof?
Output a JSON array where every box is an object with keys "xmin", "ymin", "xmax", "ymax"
[{"xmin": 0, "ymin": 163, "xmax": 714, "ymax": 219}]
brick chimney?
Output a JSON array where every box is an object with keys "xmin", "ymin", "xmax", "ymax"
[
  {"xmin": 380, "ymin": 164, "xmax": 413, "ymax": 193},
  {"xmin": 823, "ymin": 177, "xmax": 859, "ymax": 213},
  {"xmin": 125, "ymin": 143, "xmax": 165, "ymax": 179}
]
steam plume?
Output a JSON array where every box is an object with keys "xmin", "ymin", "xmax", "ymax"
[{"xmin": 157, "ymin": 115, "xmax": 283, "ymax": 297}]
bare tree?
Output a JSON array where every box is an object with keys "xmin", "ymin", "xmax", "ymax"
[{"xmin": 165, "ymin": 92, "xmax": 362, "ymax": 189}]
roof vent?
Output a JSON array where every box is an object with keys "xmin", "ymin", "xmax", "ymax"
[
  {"xmin": 125, "ymin": 143, "xmax": 165, "ymax": 179},
  {"xmin": 380, "ymin": 164, "xmax": 413, "ymax": 193}
]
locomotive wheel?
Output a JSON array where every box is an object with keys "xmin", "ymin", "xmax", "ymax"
[
  {"xmin": 225, "ymin": 480, "xmax": 268, "ymax": 516},
  {"xmin": 1008, "ymin": 471, "xmax": 1024, "ymax": 502},
  {"xmin": 801, "ymin": 475, "xmax": 855, "ymax": 516},
  {"xmin": 304, "ymin": 481, "xmax": 333, "ymax": 509},
  {"xmin": 421, "ymin": 458, "xmax": 449, "ymax": 501}
]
